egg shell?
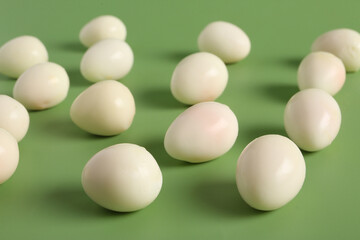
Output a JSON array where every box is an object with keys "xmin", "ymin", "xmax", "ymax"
[
  {"xmin": 236, "ymin": 134, "xmax": 306, "ymax": 211},
  {"xmin": 284, "ymin": 88, "xmax": 341, "ymax": 152},
  {"xmin": 80, "ymin": 39, "xmax": 134, "ymax": 82},
  {"xmin": 13, "ymin": 62, "xmax": 70, "ymax": 110},
  {"xmin": 170, "ymin": 52, "xmax": 228, "ymax": 105},
  {"xmin": 311, "ymin": 28, "xmax": 360, "ymax": 72},
  {"xmin": 0, "ymin": 95, "xmax": 29, "ymax": 141},
  {"xmin": 80, "ymin": 15, "xmax": 127, "ymax": 47},
  {"xmin": 82, "ymin": 143, "xmax": 162, "ymax": 212},
  {"xmin": 0, "ymin": 128, "xmax": 19, "ymax": 184},
  {"xmin": 297, "ymin": 51, "xmax": 346, "ymax": 96},
  {"xmin": 0, "ymin": 36, "xmax": 48, "ymax": 78},
  {"xmin": 70, "ymin": 80, "xmax": 135, "ymax": 136},
  {"xmin": 198, "ymin": 21, "xmax": 251, "ymax": 63},
  {"xmin": 164, "ymin": 101, "xmax": 238, "ymax": 163}
]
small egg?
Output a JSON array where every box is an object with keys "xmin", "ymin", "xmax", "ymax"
[
  {"xmin": 0, "ymin": 128, "xmax": 19, "ymax": 184},
  {"xmin": 236, "ymin": 134, "xmax": 306, "ymax": 211},
  {"xmin": 13, "ymin": 62, "xmax": 70, "ymax": 110},
  {"xmin": 80, "ymin": 15, "xmax": 127, "ymax": 47},
  {"xmin": 311, "ymin": 28, "xmax": 360, "ymax": 72},
  {"xmin": 0, "ymin": 95, "xmax": 29, "ymax": 141},
  {"xmin": 82, "ymin": 143, "xmax": 162, "ymax": 212},
  {"xmin": 298, "ymin": 52, "xmax": 346, "ymax": 96},
  {"xmin": 0, "ymin": 36, "xmax": 48, "ymax": 78},
  {"xmin": 198, "ymin": 21, "xmax": 251, "ymax": 64},
  {"xmin": 170, "ymin": 52, "xmax": 228, "ymax": 105},
  {"xmin": 70, "ymin": 80, "xmax": 135, "ymax": 136},
  {"xmin": 164, "ymin": 101, "xmax": 238, "ymax": 163},
  {"xmin": 80, "ymin": 39, "xmax": 134, "ymax": 82},
  {"xmin": 284, "ymin": 88, "xmax": 341, "ymax": 152}
]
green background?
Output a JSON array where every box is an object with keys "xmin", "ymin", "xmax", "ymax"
[{"xmin": 1, "ymin": 0, "xmax": 360, "ymax": 239}]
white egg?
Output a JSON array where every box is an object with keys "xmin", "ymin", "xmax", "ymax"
[
  {"xmin": 170, "ymin": 52, "xmax": 228, "ymax": 105},
  {"xmin": 164, "ymin": 101, "xmax": 238, "ymax": 163},
  {"xmin": 0, "ymin": 95, "xmax": 29, "ymax": 142},
  {"xmin": 0, "ymin": 36, "xmax": 48, "ymax": 78},
  {"xmin": 80, "ymin": 39, "xmax": 134, "ymax": 82},
  {"xmin": 198, "ymin": 21, "xmax": 251, "ymax": 64},
  {"xmin": 0, "ymin": 128, "xmax": 19, "ymax": 184},
  {"xmin": 298, "ymin": 52, "xmax": 346, "ymax": 96},
  {"xmin": 80, "ymin": 15, "xmax": 127, "ymax": 47},
  {"xmin": 284, "ymin": 88, "xmax": 341, "ymax": 152},
  {"xmin": 13, "ymin": 62, "xmax": 69, "ymax": 110},
  {"xmin": 311, "ymin": 28, "xmax": 360, "ymax": 72},
  {"xmin": 236, "ymin": 134, "xmax": 306, "ymax": 211},
  {"xmin": 70, "ymin": 80, "xmax": 135, "ymax": 136},
  {"xmin": 82, "ymin": 143, "xmax": 162, "ymax": 212}
]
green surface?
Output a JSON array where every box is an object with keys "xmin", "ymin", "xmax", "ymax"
[{"xmin": 1, "ymin": 0, "xmax": 360, "ymax": 239}]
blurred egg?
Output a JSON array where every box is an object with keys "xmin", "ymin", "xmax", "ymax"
[{"xmin": 0, "ymin": 128, "xmax": 19, "ymax": 184}]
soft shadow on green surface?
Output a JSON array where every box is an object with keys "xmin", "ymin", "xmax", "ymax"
[
  {"xmin": 159, "ymin": 50, "xmax": 196, "ymax": 63},
  {"xmin": 278, "ymin": 57, "xmax": 303, "ymax": 69},
  {"xmin": 241, "ymin": 125, "xmax": 287, "ymax": 142},
  {"xmin": 66, "ymin": 68, "xmax": 91, "ymax": 87},
  {"xmin": 137, "ymin": 87, "xmax": 187, "ymax": 109},
  {"xmin": 58, "ymin": 41, "xmax": 86, "ymax": 52},
  {"xmin": 260, "ymin": 83, "xmax": 299, "ymax": 103},
  {"xmin": 194, "ymin": 179, "xmax": 265, "ymax": 217}
]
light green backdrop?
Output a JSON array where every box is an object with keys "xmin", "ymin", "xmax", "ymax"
[{"xmin": 0, "ymin": 0, "xmax": 359, "ymax": 239}]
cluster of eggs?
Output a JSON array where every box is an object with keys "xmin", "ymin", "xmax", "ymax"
[{"xmin": 0, "ymin": 14, "xmax": 359, "ymax": 213}]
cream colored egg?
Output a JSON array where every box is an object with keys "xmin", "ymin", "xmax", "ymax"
[
  {"xmin": 80, "ymin": 15, "xmax": 127, "ymax": 47},
  {"xmin": 70, "ymin": 80, "xmax": 135, "ymax": 136},
  {"xmin": 198, "ymin": 21, "xmax": 251, "ymax": 63},
  {"xmin": 236, "ymin": 134, "xmax": 305, "ymax": 211},
  {"xmin": 284, "ymin": 88, "xmax": 341, "ymax": 152},
  {"xmin": 170, "ymin": 52, "xmax": 228, "ymax": 105},
  {"xmin": 80, "ymin": 39, "xmax": 134, "ymax": 82},
  {"xmin": 298, "ymin": 52, "xmax": 346, "ymax": 96},
  {"xmin": 0, "ymin": 128, "xmax": 19, "ymax": 184},
  {"xmin": 0, "ymin": 36, "xmax": 48, "ymax": 78},
  {"xmin": 311, "ymin": 28, "xmax": 360, "ymax": 72},
  {"xmin": 82, "ymin": 143, "xmax": 162, "ymax": 212},
  {"xmin": 164, "ymin": 101, "xmax": 238, "ymax": 163},
  {"xmin": 13, "ymin": 62, "xmax": 69, "ymax": 110},
  {"xmin": 0, "ymin": 95, "xmax": 29, "ymax": 142}
]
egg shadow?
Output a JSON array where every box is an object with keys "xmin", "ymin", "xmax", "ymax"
[
  {"xmin": 58, "ymin": 41, "xmax": 86, "ymax": 52},
  {"xmin": 142, "ymin": 138, "xmax": 191, "ymax": 168},
  {"xmin": 241, "ymin": 125, "xmax": 287, "ymax": 142},
  {"xmin": 260, "ymin": 83, "xmax": 299, "ymax": 103},
  {"xmin": 66, "ymin": 68, "xmax": 91, "ymax": 87},
  {"xmin": 160, "ymin": 50, "xmax": 196, "ymax": 62},
  {"xmin": 45, "ymin": 186, "xmax": 133, "ymax": 218},
  {"xmin": 194, "ymin": 179, "xmax": 264, "ymax": 217},
  {"xmin": 137, "ymin": 87, "xmax": 187, "ymax": 109},
  {"xmin": 279, "ymin": 57, "xmax": 303, "ymax": 69}
]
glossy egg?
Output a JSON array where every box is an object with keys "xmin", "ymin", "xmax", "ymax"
[
  {"xmin": 80, "ymin": 15, "xmax": 127, "ymax": 47},
  {"xmin": 82, "ymin": 143, "xmax": 162, "ymax": 212},
  {"xmin": 171, "ymin": 52, "xmax": 228, "ymax": 105},
  {"xmin": 70, "ymin": 80, "xmax": 135, "ymax": 136},
  {"xmin": 0, "ymin": 95, "xmax": 29, "ymax": 142},
  {"xmin": 0, "ymin": 36, "xmax": 48, "ymax": 78},
  {"xmin": 311, "ymin": 28, "xmax": 360, "ymax": 72},
  {"xmin": 13, "ymin": 62, "xmax": 70, "ymax": 110},
  {"xmin": 80, "ymin": 39, "xmax": 134, "ymax": 82},
  {"xmin": 164, "ymin": 101, "xmax": 238, "ymax": 163},
  {"xmin": 236, "ymin": 134, "xmax": 306, "ymax": 211},
  {"xmin": 284, "ymin": 88, "xmax": 341, "ymax": 152},
  {"xmin": 0, "ymin": 128, "xmax": 19, "ymax": 184}
]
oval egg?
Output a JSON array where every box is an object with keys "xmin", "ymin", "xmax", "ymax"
[{"xmin": 0, "ymin": 128, "xmax": 20, "ymax": 184}]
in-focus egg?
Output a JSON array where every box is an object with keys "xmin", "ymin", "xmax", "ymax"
[{"xmin": 0, "ymin": 128, "xmax": 19, "ymax": 184}]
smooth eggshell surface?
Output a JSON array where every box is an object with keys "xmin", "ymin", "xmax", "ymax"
[
  {"xmin": 236, "ymin": 134, "xmax": 306, "ymax": 211},
  {"xmin": 198, "ymin": 21, "xmax": 251, "ymax": 63},
  {"xmin": 13, "ymin": 62, "xmax": 70, "ymax": 110},
  {"xmin": 80, "ymin": 39, "xmax": 134, "ymax": 82},
  {"xmin": 82, "ymin": 143, "xmax": 162, "ymax": 212},
  {"xmin": 0, "ymin": 128, "xmax": 19, "ymax": 184},
  {"xmin": 311, "ymin": 28, "xmax": 360, "ymax": 72},
  {"xmin": 298, "ymin": 51, "xmax": 346, "ymax": 96},
  {"xmin": 164, "ymin": 101, "xmax": 238, "ymax": 163},
  {"xmin": 80, "ymin": 15, "xmax": 127, "ymax": 47},
  {"xmin": 0, "ymin": 95, "xmax": 29, "ymax": 142},
  {"xmin": 70, "ymin": 80, "xmax": 135, "ymax": 136},
  {"xmin": 284, "ymin": 88, "xmax": 341, "ymax": 152},
  {"xmin": 171, "ymin": 52, "xmax": 228, "ymax": 105},
  {"xmin": 0, "ymin": 36, "xmax": 48, "ymax": 78}
]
